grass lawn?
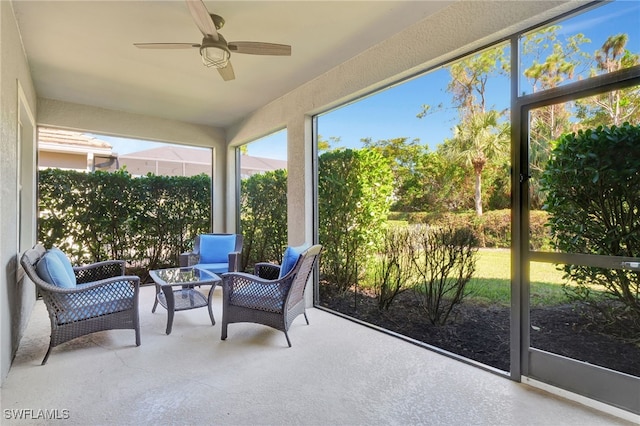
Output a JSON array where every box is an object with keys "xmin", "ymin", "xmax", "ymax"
[{"xmin": 467, "ymin": 249, "xmax": 570, "ymax": 307}]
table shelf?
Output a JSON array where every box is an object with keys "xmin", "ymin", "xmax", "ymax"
[{"xmin": 156, "ymin": 288, "xmax": 208, "ymax": 311}]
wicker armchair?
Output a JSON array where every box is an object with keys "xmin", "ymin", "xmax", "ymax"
[
  {"xmin": 221, "ymin": 244, "xmax": 322, "ymax": 347},
  {"xmin": 180, "ymin": 233, "xmax": 243, "ymax": 274},
  {"xmin": 20, "ymin": 244, "xmax": 141, "ymax": 364}
]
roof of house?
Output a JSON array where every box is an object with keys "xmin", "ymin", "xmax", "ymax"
[
  {"xmin": 117, "ymin": 145, "xmax": 286, "ymax": 177},
  {"xmin": 119, "ymin": 145, "xmax": 211, "ymax": 164},
  {"xmin": 238, "ymin": 154, "xmax": 287, "ymax": 173},
  {"xmin": 120, "ymin": 146, "xmax": 287, "ymax": 171},
  {"xmin": 38, "ymin": 128, "xmax": 112, "ymax": 154}
]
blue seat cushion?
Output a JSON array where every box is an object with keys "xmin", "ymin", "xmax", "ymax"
[
  {"xmin": 194, "ymin": 263, "xmax": 229, "ymax": 274},
  {"xmin": 278, "ymin": 245, "xmax": 308, "ymax": 279},
  {"xmin": 199, "ymin": 235, "xmax": 236, "ymax": 264},
  {"xmin": 36, "ymin": 249, "xmax": 76, "ymax": 288}
]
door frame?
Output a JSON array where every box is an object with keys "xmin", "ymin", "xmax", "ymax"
[{"xmin": 513, "ymin": 65, "xmax": 640, "ymax": 413}]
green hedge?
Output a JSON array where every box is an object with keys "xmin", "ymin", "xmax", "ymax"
[
  {"xmin": 388, "ymin": 209, "xmax": 550, "ymax": 249},
  {"xmin": 318, "ymin": 149, "xmax": 394, "ymax": 291},
  {"xmin": 541, "ymin": 123, "xmax": 640, "ymax": 332},
  {"xmin": 38, "ymin": 169, "xmax": 211, "ymax": 279},
  {"xmin": 240, "ymin": 169, "xmax": 288, "ymax": 271}
]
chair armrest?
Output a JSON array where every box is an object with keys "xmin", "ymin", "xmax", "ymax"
[
  {"xmin": 254, "ymin": 263, "xmax": 281, "ymax": 280},
  {"xmin": 43, "ymin": 275, "xmax": 140, "ymax": 294},
  {"xmin": 222, "ymin": 272, "xmax": 276, "ymax": 291},
  {"xmin": 222, "ymin": 272, "xmax": 291, "ymax": 295},
  {"xmin": 73, "ymin": 260, "xmax": 126, "ymax": 284}
]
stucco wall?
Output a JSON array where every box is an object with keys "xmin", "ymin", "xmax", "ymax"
[
  {"xmin": 0, "ymin": 1, "xmax": 37, "ymax": 385},
  {"xmin": 39, "ymin": 151, "xmax": 88, "ymax": 170}
]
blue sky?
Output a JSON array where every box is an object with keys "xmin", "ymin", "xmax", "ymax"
[{"xmin": 101, "ymin": 1, "xmax": 639, "ymax": 161}]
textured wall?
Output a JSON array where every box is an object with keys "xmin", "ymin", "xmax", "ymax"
[{"xmin": 0, "ymin": 1, "xmax": 37, "ymax": 385}]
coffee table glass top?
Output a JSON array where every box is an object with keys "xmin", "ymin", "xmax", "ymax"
[
  {"xmin": 149, "ymin": 267, "xmax": 221, "ymax": 335},
  {"xmin": 151, "ymin": 267, "xmax": 219, "ymax": 285}
]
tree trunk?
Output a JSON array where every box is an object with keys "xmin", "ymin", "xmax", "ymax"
[
  {"xmin": 472, "ymin": 158, "xmax": 485, "ymax": 216},
  {"xmin": 475, "ymin": 171, "xmax": 482, "ymax": 216}
]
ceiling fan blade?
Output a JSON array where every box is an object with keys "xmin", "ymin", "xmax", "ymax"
[
  {"xmin": 228, "ymin": 42, "xmax": 291, "ymax": 56},
  {"xmin": 134, "ymin": 43, "xmax": 200, "ymax": 49},
  {"xmin": 218, "ymin": 61, "xmax": 235, "ymax": 81},
  {"xmin": 185, "ymin": 0, "xmax": 218, "ymax": 40}
]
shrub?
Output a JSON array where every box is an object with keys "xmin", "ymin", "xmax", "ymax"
[
  {"xmin": 541, "ymin": 123, "xmax": 640, "ymax": 331},
  {"xmin": 372, "ymin": 226, "xmax": 415, "ymax": 310},
  {"xmin": 318, "ymin": 149, "xmax": 393, "ymax": 292},
  {"xmin": 411, "ymin": 225, "xmax": 478, "ymax": 325}
]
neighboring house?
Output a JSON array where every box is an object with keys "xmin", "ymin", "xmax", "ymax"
[
  {"xmin": 238, "ymin": 155, "xmax": 287, "ymax": 178},
  {"xmin": 114, "ymin": 145, "xmax": 212, "ymax": 177},
  {"xmin": 115, "ymin": 146, "xmax": 287, "ymax": 177},
  {"xmin": 37, "ymin": 128, "xmax": 117, "ymax": 172},
  {"xmin": 37, "ymin": 129, "xmax": 286, "ymax": 177}
]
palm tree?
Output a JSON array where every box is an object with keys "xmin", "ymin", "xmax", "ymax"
[{"xmin": 442, "ymin": 110, "xmax": 509, "ymax": 216}]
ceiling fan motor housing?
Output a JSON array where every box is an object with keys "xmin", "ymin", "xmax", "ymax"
[{"xmin": 200, "ymin": 34, "xmax": 230, "ymax": 68}]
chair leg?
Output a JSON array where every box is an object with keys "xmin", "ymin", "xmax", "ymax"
[
  {"xmin": 221, "ymin": 323, "xmax": 228, "ymax": 341},
  {"xmin": 41, "ymin": 345, "xmax": 53, "ymax": 365},
  {"xmin": 135, "ymin": 327, "xmax": 141, "ymax": 346},
  {"xmin": 303, "ymin": 312, "xmax": 309, "ymax": 325},
  {"xmin": 284, "ymin": 330, "xmax": 292, "ymax": 347}
]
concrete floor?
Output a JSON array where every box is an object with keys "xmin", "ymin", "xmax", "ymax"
[{"xmin": 1, "ymin": 285, "xmax": 636, "ymax": 426}]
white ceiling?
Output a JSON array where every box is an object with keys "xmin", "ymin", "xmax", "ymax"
[{"xmin": 12, "ymin": 1, "xmax": 453, "ymax": 129}]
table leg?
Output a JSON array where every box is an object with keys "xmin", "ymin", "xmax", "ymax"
[
  {"xmin": 207, "ymin": 283, "xmax": 217, "ymax": 325},
  {"xmin": 152, "ymin": 283, "xmax": 160, "ymax": 313},
  {"xmin": 162, "ymin": 285, "xmax": 175, "ymax": 335}
]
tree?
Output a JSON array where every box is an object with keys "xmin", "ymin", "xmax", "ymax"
[
  {"xmin": 408, "ymin": 151, "xmax": 472, "ymax": 212},
  {"xmin": 522, "ymin": 26, "xmax": 591, "ymax": 208},
  {"xmin": 317, "ymin": 134, "xmax": 341, "ymax": 153},
  {"xmin": 441, "ymin": 110, "xmax": 509, "ymax": 215},
  {"xmin": 418, "ymin": 46, "xmax": 509, "ymax": 216},
  {"xmin": 576, "ymin": 34, "xmax": 640, "ymax": 128},
  {"xmin": 360, "ymin": 137, "xmax": 428, "ymax": 211}
]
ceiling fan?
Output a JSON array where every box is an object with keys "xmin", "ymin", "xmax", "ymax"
[{"xmin": 134, "ymin": 0, "xmax": 291, "ymax": 81}]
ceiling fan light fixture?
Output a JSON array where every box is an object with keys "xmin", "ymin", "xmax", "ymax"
[{"xmin": 201, "ymin": 45, "xmax": 230, "ymax": 68}]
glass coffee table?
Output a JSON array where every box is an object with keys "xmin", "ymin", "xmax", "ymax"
[{"xmin": 150, "ymin": 267, "xmax": 221, "ymax": 335}]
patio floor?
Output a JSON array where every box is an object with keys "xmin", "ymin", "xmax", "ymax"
[{"xmin": 1, "ymin": 285, "xmax": 635, "ymax": 425}]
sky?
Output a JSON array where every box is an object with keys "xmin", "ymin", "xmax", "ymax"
[{"xmin": 98, "ymin": 1, "xmax": 639, "ymax": 162}]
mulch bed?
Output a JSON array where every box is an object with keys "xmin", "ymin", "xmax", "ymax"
[{"xmin": 318, "ymin": 287, "xmax": 640, "ymax": 377}]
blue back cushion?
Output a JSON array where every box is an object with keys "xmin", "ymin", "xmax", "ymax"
[
  {"xmin": 199, "ymin": 234, "xmax": 237, "ymax": 264},
  {"xmin": 49, "ymin": 247, "xmax": 76, "ymax": 284},
  {"xmin": 278, "ymin": 245, "xmax": 308, "ymax": 279},
  {"xmin": 36, "ymin": 249, "xmax": 76, "ymax": 288}
]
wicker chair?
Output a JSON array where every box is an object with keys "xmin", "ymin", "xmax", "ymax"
[
  {"xmin": 20, "ymin": 244, "xmax": 141, "ymax": 364},
  {"xmin": 221, "ymin": 244, "xmax": 322, "ymax": 347},
  {"xmin": 180, "ymin": 233, "xmax": 243, "ymax": 274}
]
